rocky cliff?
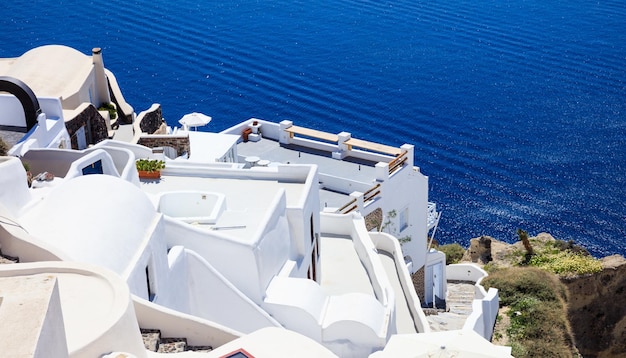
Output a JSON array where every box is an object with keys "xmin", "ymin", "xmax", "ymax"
[
  {"xmin": 561, "ymin": 255, "xmax": 626, "ymax": 358},
  {"xmin": 462, "ymin": 234, "xmax": 626, "ymax": 357}
]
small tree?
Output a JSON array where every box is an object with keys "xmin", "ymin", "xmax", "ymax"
[
  {"xmin": 381, "ymin": 209, "xmax": 411, "ymax": 245},
  {"xmin": 517, "ymin": 228, "xmax": 534, "ymax": 263}
]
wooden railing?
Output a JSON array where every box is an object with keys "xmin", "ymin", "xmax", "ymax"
[
  {"xmin": 336, "ymin": 183, "xmax": 382, "ymax": 214},
  {"xmin": 344, "ymin": 137, "xmax": 402, "ymax": 156},
  {"xmin": 388, "ymin": 151, "xmax": 408, "ymax": 174},
  {"xmin": 363, "ymin": 183, "xmax": 381, "ymax": 202},
  {"xmin": 337, "ymin": 198, "xmax": 358, "ymax": 214}
]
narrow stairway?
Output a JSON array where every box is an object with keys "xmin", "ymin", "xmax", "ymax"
[
  {"xmin": 425, "ymin": 280, "xmax": 476, "ymax": 332},
  {"xmin": 446, "ymin": 280, "xmax": 476, "ymax": 316},
  {"xmin": 140, "ymin": 328, "xmax": 213, "ymax": 353}
]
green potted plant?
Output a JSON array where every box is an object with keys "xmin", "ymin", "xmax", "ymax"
[{"xmin": 136, "ymin": 158, "xmax": 165, "ymax": 179}]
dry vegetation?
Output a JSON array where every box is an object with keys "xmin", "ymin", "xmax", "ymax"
[
  {"xmin": 482, "ymin": 267, "xmax": 580, "ymax": 357},
  {"xmin": 453, "ymin": 233, "xmax": 604, "ymax": 357}
]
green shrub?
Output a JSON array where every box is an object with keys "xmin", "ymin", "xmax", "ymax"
[
  {"xmin": 482, "ymin": 267, "xmax": 577, "ymax": 358},
  {"xmin": 529, "ymin": 250, "xmax": 602, "ymax": 276},
  {"xmin": 438, "ymin": 243, "xmax": 465, "ymax": 264},
  {"xmin": 483, "ymin": 267, "xmax": 564, "ymax": 305},
  {"xmin": 99, "ymin": 102, "xmax": 117, "ymax": 120},
  {"xmin": 136, "ymin": 159, "xmax": 165, "ymax": 172}
]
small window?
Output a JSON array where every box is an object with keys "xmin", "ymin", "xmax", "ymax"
[
  {"xmin": 82, "ymin": 159, "xmax": 103, "ymax": 175},
  {"xmin": 399, "ymin": 207, "xmax": 409, "ymax": 232},
  {"xmin": 146, "ymin": 265, "xmax": 156, "ymax": 301}
]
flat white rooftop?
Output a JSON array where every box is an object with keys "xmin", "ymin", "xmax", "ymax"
[
  {"xmin": 139, "ymin": 174, "xmax": 306, "ymax": 243},
  {"xmin": 237, "ymin": 137, "xmax": 381, "ymax": 208},
  {"xmin": 320, "ymin": 234, "xmax": 375, "ymax": 297}
]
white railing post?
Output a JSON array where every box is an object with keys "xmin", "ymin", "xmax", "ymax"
[
  {"xmin": 351, "ymin": 191, "xmax": 364, "ymax": 212},
  {"xmin": 401, "ymin": 144, "xmax": 414, "ymax": 167},
  {"xmin": 279, "ymin": 120, "xmax": 293, "ymax": 145},
  {"xmin": 333, "ymin": 132, "xmax": 351, "ymax": 159},
  {"xmin": 375, "ymin": 162, "xmax": 389, "ymax": 182}
]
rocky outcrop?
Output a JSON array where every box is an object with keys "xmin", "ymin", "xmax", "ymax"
[
  {"xmin": 138, "ymin": 104, "xmax": 165, "ymax": 134},
  {"xmin": 462, "ymin": 235, "xmax": 493, "ymax": 264},
  {"xmin": 560, "ymin": 255, "xmax": 626, "ymax": 358}
]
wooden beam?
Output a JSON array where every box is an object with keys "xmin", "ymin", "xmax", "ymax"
[
  {"xmin": 284, "ymin": 125, "xmax": 339, "ymax": 143},
  {"xmin": 344, "ymin": 138, "xmax": 403, "ymax": 156}
]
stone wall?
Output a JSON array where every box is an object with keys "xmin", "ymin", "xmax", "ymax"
[
  {"xmin": 65, "ymin": 104, "xmax": 109, "ymax": 149},
  {"xmin": 412, "ymin": 266, "xmax": 425, "ymax": 304},
  {"xmin": 138, "ymin": 104, "xmax": 165, "ymax": 135},
  {"xmin": 137, "ymin": 136, "xmax": 190, "ymax": 158}
]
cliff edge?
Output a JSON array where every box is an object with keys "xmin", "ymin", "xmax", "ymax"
[
  {"xmin": 460, "ymin": 233, "xmax": 626, "ymax": 358},
  {"xmin": 561, "ymin": 254, "xmax": 626, "ymax": 358}
]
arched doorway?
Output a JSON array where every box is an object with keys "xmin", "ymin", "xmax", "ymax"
[{"xmin": 0, "ymin": 76, "xmax": 41, "ymax": 131}]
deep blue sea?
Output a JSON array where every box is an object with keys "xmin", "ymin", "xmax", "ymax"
[{"xmin": 2, "ymin": 0, "xmax": 625, "ymax": 257}]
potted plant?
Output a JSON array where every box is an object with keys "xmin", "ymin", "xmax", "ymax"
[{"xmin": 136, "ymin": 159, "xmax": 165, "ymax": 179}]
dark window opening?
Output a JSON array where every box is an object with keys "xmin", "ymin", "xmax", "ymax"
[
  {"xmin": 82, "ymin": 159, "xmax": 103, "ymax": 175},
  {"xmin": 146, "ymin": 265, "xmax": 155, "ymax": 301}
]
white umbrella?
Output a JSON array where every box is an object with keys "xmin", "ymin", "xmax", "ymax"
[{"xmin": 178, "ymin": 112, "xmax": 212, "ymax": 130}]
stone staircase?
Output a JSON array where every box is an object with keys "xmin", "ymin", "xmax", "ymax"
[
  {"xmin": 425, "ymin": 280, "xmax": 476, "ymax": 332},
  {"xmin": 446, "ymin": 280, "xmax": 476, "ymax": 316},
  {"xmin": 140, "ymin": 328, "xmax": 213, "ymax": 353}
]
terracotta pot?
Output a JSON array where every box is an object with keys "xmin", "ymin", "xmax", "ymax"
[{"xmin": 138, "ymin": 170, "xmax": 161, "ymax": 180}]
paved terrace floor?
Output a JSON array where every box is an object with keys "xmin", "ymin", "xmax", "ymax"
[
  {"xmin": 237, "ymin": 137, "xmax": 382, "ymax": 209},
  {"xmin": 378, "ymin": 251, "xmax": 418, "ymax": 334},
  {"xmin": 319, "ymin": 234, "xmax": 375, "ymax": 297}
]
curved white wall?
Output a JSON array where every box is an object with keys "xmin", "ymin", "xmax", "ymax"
[
  {"xmin": 0, "ymin": 157, "xmax": 32, "ymax": 215},
  {"xmin": 0, "ymin": 261, "xmax": 146, "ymax": 358},
  {"xmin": 370, "ymin": 232, "xmax": 430, "ymax": 334},
  {"xmin": 21, "ymin": 175, "xmax": 158, "ymax": 275}
]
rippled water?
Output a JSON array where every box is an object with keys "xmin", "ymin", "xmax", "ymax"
[{"xmin": 2, "ymin": 0, "xmax": 625, "ymax": 256}]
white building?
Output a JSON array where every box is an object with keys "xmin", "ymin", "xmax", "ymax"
[{"xmin": 0, "ymin": 45, "xmax": 508, "ymax": 358}]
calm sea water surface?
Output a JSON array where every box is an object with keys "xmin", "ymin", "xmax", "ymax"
[{"xmin": 2, "ymin": 0, "xmax": 625, "ymax": 257}]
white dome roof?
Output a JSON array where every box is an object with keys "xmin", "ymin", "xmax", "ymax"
[{"xmin": 22, "ymin": 174, "xmax": 158, "ymax": 274}]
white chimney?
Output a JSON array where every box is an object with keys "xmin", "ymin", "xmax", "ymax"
[{"xmin": 92, "ymin": 47, "xmax": 111, "ymax": 106}]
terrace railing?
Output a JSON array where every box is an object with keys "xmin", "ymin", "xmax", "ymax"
[
  {"xmin": 388, "ymin": 151, "xmax": 408, "ymax": 174},
  {"xmin": 336, "ymin": 183, "xmax": 382, "ymax": 215}
]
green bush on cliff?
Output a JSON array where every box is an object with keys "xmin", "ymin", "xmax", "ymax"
[
  {"xmin": 527, "ymin": 240, "xmax": 602, "ymax": 276},
  {"xmin": 438, "ymin": 243, "xmax": 465, "ymax": 264},
  {"xmin": 529, "ymin": 250, "xmax": 602, "ymax": 275},
  {"xmin": 98, "ymin": 102, "xmax": 117, "ymax": 120},
  {"xmin": 482, "ymin": 267, "xmax": 577, "ymax": 358}
]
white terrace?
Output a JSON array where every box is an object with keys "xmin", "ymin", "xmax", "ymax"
[{"xmin": 220, "ymin": 119, "xmax": 440, "ymax": 276}]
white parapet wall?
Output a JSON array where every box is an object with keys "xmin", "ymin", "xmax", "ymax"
[
  {"xmin": 0, "ymin": 261, "xmax": 147, "ymax": 358},
  {"xmin": 446, "ymin": 263, "xmax": 500, "ymax": 340},
  {"xmin": 369, "ymin": 232, "xmax": 431, "ymax": 334}
]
